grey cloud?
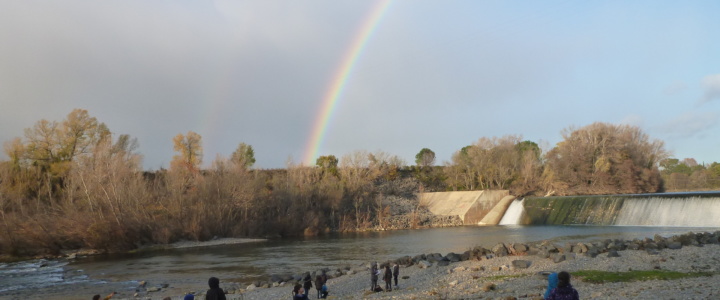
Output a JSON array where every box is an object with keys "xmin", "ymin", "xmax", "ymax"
[
  {"xmin": 701, "ymin": 74, "xmax": 720, "ymax": 103},
  {"xmin": 657, "ymin": 112, "xmax": 720, "ymax": 139}
]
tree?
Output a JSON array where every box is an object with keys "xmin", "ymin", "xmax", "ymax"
[
  {"xmin": 415, "ymin": 148, "xmax": 436, "ymax": 168},
  {"xmin": 231, "ymin": 143, "xmax": 256, "ymax": 169},
  {"xmin": 316, "ymin": 155, "xmax": 338, "ymax": 176},
  {"xmin": 543, "ymin": 122, "xmax": 667, "ymax": 195},
  {"xmin": 171, "ymin": 131, "xmax": 203, "ymax": 174}
]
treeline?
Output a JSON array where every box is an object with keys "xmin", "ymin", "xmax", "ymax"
[{"xmin": 0, "ymin": 109, "xmax": 717, "ymax": 257}]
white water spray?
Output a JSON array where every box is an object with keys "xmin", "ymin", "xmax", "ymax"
[
  {"xmin": 499, "ymin": 199, "xmax": 525, "ymax": 225},
  {"xmin": 615, "ymin": 197, "xmax": 720, "ymax": 226}
]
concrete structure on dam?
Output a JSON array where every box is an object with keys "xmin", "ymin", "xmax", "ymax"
[{"xmin": 418, "ymin": 190, "xmax": 511, "ymax": 225}]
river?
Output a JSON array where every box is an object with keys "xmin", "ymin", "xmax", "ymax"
[{"xmin": 2, "ymin": 225, "xmax": 718, "ymax": 299}]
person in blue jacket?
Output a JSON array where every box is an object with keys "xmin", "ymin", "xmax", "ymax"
[{"xmin": 544, "ymin": 272, "xmax": 558, "ymax": 299}]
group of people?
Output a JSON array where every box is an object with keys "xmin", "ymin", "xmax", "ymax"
[
  {"xmin": 370, "ymin": 262, "xmax": 400, "ymax": 292},
  {"xmin": 293, "ymin": 270, "xmax": 329, "ymax": 299},
  {"xmin": 544, "ymin": 271, "xmax": 580, "ymax": 300}
]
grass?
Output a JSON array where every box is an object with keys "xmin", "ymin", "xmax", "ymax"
[{"xmin": 574, "ymin": 270, "xmax": 714, "ymax": 284}]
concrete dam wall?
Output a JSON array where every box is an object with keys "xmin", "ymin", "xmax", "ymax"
[
  {"xmin": 418, "ymin": 190, "xmax": 510, "ymax": 225},
  {"xmin": 418, "ymin": 191, "xmax": 720, "ymax": 227}
]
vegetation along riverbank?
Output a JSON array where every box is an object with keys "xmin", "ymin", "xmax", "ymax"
[{"xmin": 2, "ymin": 109, "xmax": 720, "ymax": 259}]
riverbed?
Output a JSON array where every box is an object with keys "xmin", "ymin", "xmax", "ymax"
[{"xmin": 1, "ymin": 225, "xmax": 718, "ymax": 299}]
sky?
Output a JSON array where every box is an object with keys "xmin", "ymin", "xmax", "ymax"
[{"xmin": 1, "ymin": 0, "xmax": 719, "ymax": 170}]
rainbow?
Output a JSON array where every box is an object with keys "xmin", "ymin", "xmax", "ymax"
[{"xmin": 302, "ymin": 0, "xmax": 393, "ymax": 165}]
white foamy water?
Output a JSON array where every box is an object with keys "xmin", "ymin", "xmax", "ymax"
[
  {"xmin": 499, "ymin": 199, "xmax": 525, "ymax": 225},
  {"xmin": 615, "ymin": 196, "xmax": 720, "ymax": 226}
]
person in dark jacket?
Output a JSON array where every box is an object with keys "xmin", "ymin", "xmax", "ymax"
[
  {"xmin": 314, "ymin": 275, "xmax": 323, "ymax": 299},
  {"xmin": 303, "ymin": 272, "xmax": 313, "ymax": 296},
  {"xmin": 320, "ymin": 270, "xmax": 328, "ymax": 286},
  {"xmin": 370, "ymin": 262, "xmax": 379, "ymax": 291},
  {"xmin": 383, "ymin": 265, "xmax": 393, "ymax": 291},
  {"xmin": 546, "ymin": 271, "xmax": 579, "ymax": 300},
  {"xmin": 392, "ymin": 263, "xmax": 400, "ymax": 287},
  {"xmin": 205, "ymin": 277, "xmax": 227, "ymax": 300}
]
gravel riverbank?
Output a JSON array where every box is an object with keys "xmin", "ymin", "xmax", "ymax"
[
  {"xmin": 10, "ymin": 232, "xmax": 720, "ymax": 299},
  {"xmin": 136, "ymin": 231, "xmax": 720, "ymax": 300}
]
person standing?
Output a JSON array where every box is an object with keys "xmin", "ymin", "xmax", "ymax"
[
  {"xmin": 205, "ymin": 277, "xmax": 226, "ymax": 300},
  {"xmin": 303, "ymin": 272, "xmax": 313, "ymax": 297},
  {"xmin": 546, "ymin": 271, "xmax": 579, "ymax": 300},
  {"xmin": 392, "ymin": 263, "xmax": 400, "ymax": 288},
  {"xmin": 370, "ymin": 262, "xmax": 379, "ymax": 291},
  {"xmin": 314, "ymin": 275, "xmax": 323, "ymax": 299},
  {"xmin": 383, "ymin": 265, "xmax": 393, "ymax": 291}
]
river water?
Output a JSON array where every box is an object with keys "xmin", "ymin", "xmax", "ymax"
[{"xmin": 2, "ymin": 225, "xmax": 718, "ymax": 299}]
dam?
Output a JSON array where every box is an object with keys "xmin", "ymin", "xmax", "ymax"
[{"xmin": 420, "ymin": 191, "xmax": 720, "ymax": 227}]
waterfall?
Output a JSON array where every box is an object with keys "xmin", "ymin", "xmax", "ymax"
[
  {"xmin": 615, "ymin": 196, "xmax": 720, "ymax": 227},
  {"xmin": 499, "ymin": 199, "xmax": 525, "ymax": 225},
  {"xmin": 521, "ymin": 192, "xmax": 720, "ymax": 226}
]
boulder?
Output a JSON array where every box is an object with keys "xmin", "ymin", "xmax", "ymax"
[
  {"xmin": 460, "ymin": 250, "xmax": 471, "ymax": 261},
  {"xmin": 437, "ymin": 260, "xmax": 450, "ymax": 267},
  {"xmin": 418, "ymin": 260, "xmax": 432, "ymax": 268},
  {"xmin": 514, "ymin": 243, "xmax": 528, "ymax": 253},
  {"xmin": 553, "ymin": 254, "xmax": 566, "ymax": 263},
  {"xmin": 492, "ymin": 243, "xmax": 508, "ymax": 257},
  {"xmin": 446, "ymin": 252, "xmax": 461, "ymax": 262},
  {"xmin": 607, "ymin": 250, "xmax": 620, "ymax": 258},
  {"xmin": 511, "ymin": 260, "xmax": 531, "ymax": 269},
  {"xmin": 667, "ymin": 242, "xmax": 683, "ymax": 250}
]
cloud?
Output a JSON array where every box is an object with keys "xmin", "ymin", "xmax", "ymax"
[
  {"xmin": 663, "ymin": 81, "xmax": 687, "ymax": 95},
  {"xmin": 657, "ymin": 112, "xmax": 720, "ymax": 138},
  {"xmin": 701, "ymin": 74, "xmax": 720, "ymax": 103}
]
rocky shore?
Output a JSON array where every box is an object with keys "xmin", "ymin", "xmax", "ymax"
[{"xmin": 113, "ymin": 231, "xmax": 720, "ymax": 300}]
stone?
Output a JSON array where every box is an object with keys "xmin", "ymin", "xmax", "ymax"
[
  {"xmin": 449, "ymin": 280, "xmax": 458, "ymax": 287},
  {"xmin": 492, "ymin": 243, "xmax": 508, "ymax": 257},
  {"xmin": 646, "ymin": 249, "xmax": 660, "ymax": 255},
  {"xmin": 514, "ymin": 243, "xmax": 528, "ymax": 253},
  {"xmin": 246, "ymin": 284, "xmax": 256, "ymax": 291},
  {"xmin": 147, "ymin": 287, "xmax": 160, "ymax": 292},
  {"xmin": 668, "ymin": 242, "xmax": 683, "ymax": 250},
  {"xmin": 344, "ymin": 270, "xmax": 355, "ymax": 275},
  {"xmin": 437, "ymin": 260, "xmax": 450, "ymax": 267},
  {"xmin": 446, "ymin": 252, "xmax": 461, "ymax": 262},
  {"xmin": 482, "ymin": 282, "xmax": 496, "ymax": 292},
  {"xmin": 607, "ymin": 250, "xmax": 620, "ymax": 257},
  {"xmin": 160, "ymin": 283, "xmax": 169, "ymax": 288},
  {"xmin": 553, "ymin": 254, "xmax": 566, "ymax": 263},
  {"xmin": 418, "ymin": 260, "xmax": 432, "ymax": 268},
  {"xmin": 584, "ymin": 249, "xmax": 599, "ymax": 258},
  {"xmin": 512, "ymin": 260, "xmax": 532, "ymax": 269}
]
